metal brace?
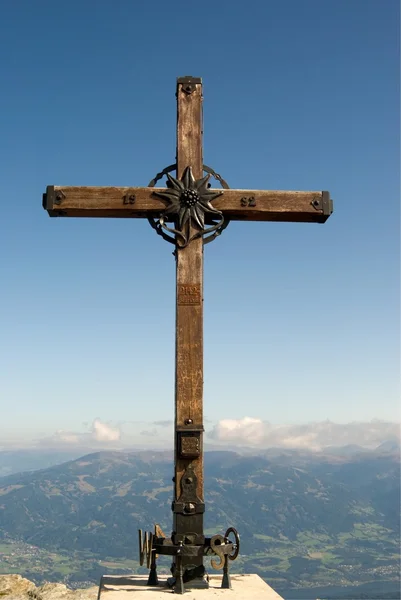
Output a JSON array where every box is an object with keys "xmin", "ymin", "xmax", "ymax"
[
  {"xmin": 311, "ymin": 191, "xmax": 333, "ymax": 217},
  {"xmin": 177, "ymin": 76, "xmax": 202, "ymax": 94}
]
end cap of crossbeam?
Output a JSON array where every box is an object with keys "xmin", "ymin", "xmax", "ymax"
[
  {"xmin": 43, "ymin": 186, "xmax": 66, "ymax": 217},
  {"xmin": 312, "ymin": 191, "xmax": 333, "ymax": 223},
  {"xmin": 319, "ymin": 192, "xmax": 334, "ymax": 223}
]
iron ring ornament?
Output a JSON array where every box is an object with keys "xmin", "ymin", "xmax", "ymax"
[
  {"xmin": 138, "ymin": 524, "xmax": 240, "ymax": 593},
  {"xmin": 224, "ymin": 527, "xmax": 240, "ymax": 561},
  {"xmin": 148, "ymin": 164, "xmax": 230, "ymax": 247},
  {"xmin": 209, "ymin": 527, "xmax": 240, "ymax": 570}
]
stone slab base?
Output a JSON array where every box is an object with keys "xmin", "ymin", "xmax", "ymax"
[{"xmin": 98, "ymin": 574, "xmax": 284, "ymax": 599}]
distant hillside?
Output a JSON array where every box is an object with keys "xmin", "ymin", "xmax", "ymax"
[
  {"xmin": 0, "ymin": 450, "xmax": 399, "ymax": 596},
  {"xmin": 0, "ymin": 450, "xmax": 88, "ymax": 477},
  {"xmin": 1, "ymin": 439, "xmax": 398, "ymax": 478}
]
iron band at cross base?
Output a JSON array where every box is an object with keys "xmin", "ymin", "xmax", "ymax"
[
  {"xmin": 138, "ymin": 459, "xmax": 240, "ymax": 594},
  {"xmin": 138, "ymin": 525, "xmax": 240, "ymax": 594}
]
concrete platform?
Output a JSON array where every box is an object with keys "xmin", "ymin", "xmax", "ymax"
[{"xmin": 98, "ymin": 574, "xmax": 284, "ymax": 598}]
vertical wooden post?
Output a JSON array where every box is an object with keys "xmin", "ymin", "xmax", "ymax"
[{"xmin": 173, "ymin": 77, "xmax": 205, "ymax": 576}]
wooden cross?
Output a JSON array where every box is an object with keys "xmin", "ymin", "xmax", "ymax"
[{"xmin": 43, "ymin": 76, "xmax": 332, "ymax": 592}]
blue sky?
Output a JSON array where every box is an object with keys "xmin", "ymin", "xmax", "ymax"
[{"xmin": 0, "ymin": 0, "xmax": 399, "ymax": 448}]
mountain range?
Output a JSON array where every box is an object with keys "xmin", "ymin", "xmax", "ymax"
[{"xmin": 0, "ymin": 446, "xmax": 399, "ymax": 598}]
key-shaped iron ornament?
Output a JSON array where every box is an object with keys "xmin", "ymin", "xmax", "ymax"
[
  {"xmin": 138, "ymin": 524, "xmax": 240, "ymax": 592},
  {"xmin": 43, "ymin": 76, "xmax": 333, "ymax": 593}
]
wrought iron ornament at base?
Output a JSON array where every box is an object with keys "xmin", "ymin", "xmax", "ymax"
[
  {"xmin": 148, "ymin": 165, "xmax": 230, "ymax": 247},
  {"xmin": 138, "ymin": 523, "xmax": 240, "ymax": 594}
]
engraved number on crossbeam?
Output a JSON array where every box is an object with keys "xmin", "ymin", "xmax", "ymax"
[
  {"xmin": 240, "ymin": 196, "xmax": 256, "ymax": 207},
  {"xmin": 123, "ymin": 194, "xmax": 136, "ymax": 205}
]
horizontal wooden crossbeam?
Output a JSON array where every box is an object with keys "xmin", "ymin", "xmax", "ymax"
[{"xmin": 43, "ymin": 186, "xmax": 332, "ymax": 223}]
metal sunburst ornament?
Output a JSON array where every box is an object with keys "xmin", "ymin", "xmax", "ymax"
[{"xmin": 151, "ymin": 167, "xmax": 226, "ymax": 247}]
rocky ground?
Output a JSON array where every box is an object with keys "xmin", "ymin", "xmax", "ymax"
[{"xmin": 0, "ymin": 575, "xmax": 97, "ymax": 599}]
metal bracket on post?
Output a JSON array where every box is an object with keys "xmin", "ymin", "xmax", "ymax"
[
  {"xmin": 177, "ymin": 76, "xmax": 202, "ymax": 95},
  {"xmin": 172, "ymin": 464, "xmax": 205, "ymax": 545},
  {"xmin": 176, "ymin": 426, "xmax": 203, "ymax": 460}
]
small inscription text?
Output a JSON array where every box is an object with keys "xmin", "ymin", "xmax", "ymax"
[
  {"xmin": 181, "ymin": 436, "xmax": 200, "ymax": 458},
  {"xmin": 178, "ymin": 284, "xmax": 201, "ymax": 305}
]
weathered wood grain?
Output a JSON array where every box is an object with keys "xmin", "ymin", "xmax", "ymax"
[
  {"xmin": 174, "ymin": 80, "xmax": 205, "ymax": 512},
  {"xmin": 44, "ymin": 186, "xmax": 331, "ymax": 223}
]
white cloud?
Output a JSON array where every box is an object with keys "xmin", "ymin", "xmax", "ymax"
[
  {"xmin": 91, "ymin": 418, "xmax": 120, "ymax": 442},
  {"xmin": 10, "ymin": 417, "xmax": 399, "ymax": 452},
  {"xmin": 38, "ymin": 419, "xmax": 121, "ymax": 448},
  {"xmin": 210, "ymin": 417, "xmax": 266, "ymax": 446},
  {"xmin": 279, "ymin": 433, "xmax": 321, "ymax": 451},
  {"xmin": 207, "ymin": 418, "xmax": 400, "ymax": 451},
  {"xmin": 52, "ymin": 432, "xmax": 81, "ymax": 445}
]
